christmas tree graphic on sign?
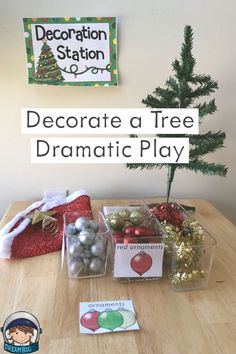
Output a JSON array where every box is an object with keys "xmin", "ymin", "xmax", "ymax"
[{"xmin": 34, "ymin": 41, "xmax": 64, "ymax": 83}]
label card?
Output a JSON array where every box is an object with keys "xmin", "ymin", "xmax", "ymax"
[
  {"xmin": 23, "ymin": 17, "xmax": 117, "ymax": 86},
  {"xmin": 79, "ymin": 300, "xmax": 140, "ymax": 334},
  {"xmin": 114, "ymin": 243, "xmax": 165, "ymax": 278}
]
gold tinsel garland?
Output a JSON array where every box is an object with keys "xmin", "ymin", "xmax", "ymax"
[{"xmin": 162, "ymin": 218, "xmax": 206, "ymax": 285}]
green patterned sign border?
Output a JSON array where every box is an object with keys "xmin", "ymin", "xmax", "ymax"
[{"xmin": 23, "ymin": 17, "xmax": 118, "ymax": 87}]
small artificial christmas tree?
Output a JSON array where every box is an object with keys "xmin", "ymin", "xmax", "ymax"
[
  {"xmin": 34, "ymin": 41, "xmax": 64, "ymax": 83},
  {"xmin": 127, "ymin": 25, "xmax": 228, "ymax": 202}
]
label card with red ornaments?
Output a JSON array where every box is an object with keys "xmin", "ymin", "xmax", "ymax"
[
  {"xmin": 114, "ymin": 243, "xmax": 164, "ymax": 278},
  {"xmin": 80, "ymin": 300, "xmax": 140, "ymax": 334}
]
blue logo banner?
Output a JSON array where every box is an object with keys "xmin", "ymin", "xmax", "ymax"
[{"xmin": 4, "ymin": 342, "xmax": 39, "ymax": 353}]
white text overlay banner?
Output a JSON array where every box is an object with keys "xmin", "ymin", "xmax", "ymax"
[
  {"xmin": 31, "ymin": 137, "xmax": 189, "ymax": 164},
  {"xmin": 22, "ymin": 108, "xmax": 199, "ymax": 135}
]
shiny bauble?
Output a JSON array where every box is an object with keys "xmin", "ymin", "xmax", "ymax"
[
  {"xmin": 129, "ymin": 210, "xmax": 145, "ymax": 226},
  {"xmin": 109, "ymin": 214, "xmax": 124, "ymax": 231},
  {"xmin": 113, "ymin": 231, "xmax": 125, "ymax": 240},
  {"xmin": 89, "ymin": 257, "xmax": 104, "ymax": 273},
  {"xmin": 124, "ymin": 225, "xmax": 136, "ymax": 235},
  {"xmin": 75, "ymin": 216, "xmax": 90, "ymax": 231},
  {"xmin": 134, "ymin": 225, "xmax": 150, "ymax": 237},
  {"xmin": 91, "ymin": 238, "xmax": 105, "ymax": 257},
  {"xmin": 95, "ymin": 235, "xmax": 105, "ymax": 244},
  {"xmin": 79, "ymin": 229, "xmax": 95, "ymax": 246},
  {"xmin": 118, "ymin": 209, "xmax": 130, "ymax": 219},
  {"xmin": 123, "ymin": 235, "xmax": 137, "ymax": 244},
  {"xmin": 123, "ymin": 221, "xmax": 133, "ymax": 229},
  {"xmin": 66, "ymin": 223, "xmax": 77, "ymax": 235},
  {"xmin": 68, "ymin": 242, "xmax": 84, "ymax": 257},
  {"xmin": 105, "ymin": 213, "xmax": 115, "ymax": 222},
  {"xmin": 89, "ymin": 220, "xmax": 99, "ymax": 233},
  {"xmin": 99, "ymin": 252, "xmax": 106, "ymax": 261},
  {"xmin": 69, "ymin": 258, "xmax": 84, "ymax": 277},
  {"xmin": 80, "ymin": 249, "xmax": 93, "ymax": 259}
]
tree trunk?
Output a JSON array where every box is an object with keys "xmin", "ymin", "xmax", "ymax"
[{"xmin": 166, "ymin": 165, "xmax": 176, "ymax": 203}]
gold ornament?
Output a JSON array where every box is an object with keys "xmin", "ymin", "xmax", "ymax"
[
  {"xmin": 26, "ymin": 210, "xmax": 58, "ymax": 236},
  {"xmin": 27, "ymin": 210, "xmax": 57, "ymax": 225},
  {"xmin": 42, "ymin": 218, "xmax": 59, "ymax": 236}
]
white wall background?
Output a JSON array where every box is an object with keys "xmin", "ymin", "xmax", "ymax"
[{"xmin": 0, "ymin": 0, "xmax": 235, "ymax": 222}]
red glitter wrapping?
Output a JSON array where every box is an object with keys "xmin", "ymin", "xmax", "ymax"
[
  {"xmin": 150, "ymin": 202, "xmax": 186, "ymax": 228},
  {"xmin": 10, "ymin": 194, "xmax": 91, "ymax": 258}
]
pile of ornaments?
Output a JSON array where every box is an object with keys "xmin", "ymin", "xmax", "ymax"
[
  {"xmin": 66, "ymin": 216, "xmax": 107, "ymax": 278},
  {"xmin": 105, "ymin": 208, "xmax": 160, "ymax": 244}
]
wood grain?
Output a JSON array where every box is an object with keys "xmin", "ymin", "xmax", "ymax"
[{"xmin": 0, "ymin": 198, "xmax": 235, "ymax": 354}]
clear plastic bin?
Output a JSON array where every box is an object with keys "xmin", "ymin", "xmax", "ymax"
[
  {"xmin": 102, "ymin": 205, "xmax": 166, "ymax": 282},
  {"xmin": 169, "ymin": 230, "xmax": 217, "ymax": 291},
  {"xmin": 146, "ymin": 201, "xmax": 217, "ymax": 291},
  {"xmin": 64, "ymin": 211, "xmax": 109, "ymax": 279}
]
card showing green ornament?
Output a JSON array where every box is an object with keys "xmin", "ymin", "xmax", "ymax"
[{"xmin": 23, "ymin": 17, "xmax": 118, "ymax": 87}]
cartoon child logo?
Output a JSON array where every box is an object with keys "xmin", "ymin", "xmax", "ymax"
[{"xmin": 1, "ymin": 311, "xmax": 42, "ymax": 353}]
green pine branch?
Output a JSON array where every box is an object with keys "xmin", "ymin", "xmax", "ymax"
[
  {"xmin": 190, "ymin": 79, "xmax": 218, "ymax": 98},
  {"xmin": 142, "ymin": 92, "xmax": 179, "ymax": 108},
  {"xmin": 180, "ymin": 25, "xmax": 196, "ymax": 78},
  {"xmin": 178, "ymin": 160, "xmax": 228, "ymax": 176},
  {"xmin": 190, "ymin": 74, "xmax": 216, "ymax": 85},
  {"xmin": 166, "ymin": 77, "xmax": 179, "ymax": 93},
  {"xmin": 127, "ymin": 163, "xmax": 165, "ymax": 170},
  {"xmin": 190, "ymin": 131, "xmax": 225, "ymax": 158},
  {"xmin": 189, "ymin": 131, "xmax": 225, "ymax": 146},
  {"xmin": 194, "ymin": 99, "xmax": 217, "ymax": 118}
]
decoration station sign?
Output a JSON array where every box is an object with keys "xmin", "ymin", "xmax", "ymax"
[{"xmin": 23, "ymin": 17, "xmax": 118, "ymax": 87}]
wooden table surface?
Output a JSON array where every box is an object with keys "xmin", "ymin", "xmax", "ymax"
[{"xmin": 0, "ymin": 198, "xmax": 236, "ymax": 354}]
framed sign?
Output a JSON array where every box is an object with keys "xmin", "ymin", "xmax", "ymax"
[{"xmin": 23, "ymin": 17, "xmax": 118, "ymax": 87}]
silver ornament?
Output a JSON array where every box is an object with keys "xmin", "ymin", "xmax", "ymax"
[
  {"xmin": 66, "ymin": 223, "xmax": 77, "ymax": 235},
  {"xmin": 69, "ymin": 259, "xmax": 84, "ymax": 277},
  {"xmin": 75, "ymin": 217, "xmax": 90, "ymax": 231},
  {"xmin": 89, "ymin": 257, "xmax": 104, "ymax": 273},
  {"xmin": 99, "ymin": 252, "xmax": 106, "ymax": 261},
  {"xmin": 91, "ymin": 239, "xmax": 105, "ymax": 257},
  {"xmin": 89, "ymin": 220, "xmax": 99, "ymax": 233},
  {"xmin": 80, "ymin": 249, "xmax": 93, "ymax": 259},
  {"xmin": 68, "ymin": 242, "xmax": 84, "ymax": 257},
  {"xmin": 79, "ymin": 229, "xmax": 95, "ymax": 246}
]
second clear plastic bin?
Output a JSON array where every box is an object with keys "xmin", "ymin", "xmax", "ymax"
[{"xmin": 102, "ymin": 205, "xmax": 166, "ymax": 282}]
